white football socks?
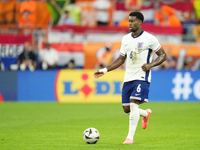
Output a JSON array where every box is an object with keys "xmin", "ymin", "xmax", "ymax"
[
  {"xmin": 127, "ymin": 103, "xmax": 140, "ymax": 140},
  {"xmin": 125, "ymin": 108, "xmax": 148, "ymax": 117},
  {"xmin": 138, "ymin": 108, "xmax": 148, "ymax": 117}
]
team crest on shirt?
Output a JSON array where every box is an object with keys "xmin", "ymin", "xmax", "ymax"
[{"xmin": 137, "ymin": 42, "xmax": 144, "ymax": 50}]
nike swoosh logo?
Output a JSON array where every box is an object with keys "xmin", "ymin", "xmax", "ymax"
[{"xmin": 135, "ymin": 94, "xmax": 140, "ymax": 96}]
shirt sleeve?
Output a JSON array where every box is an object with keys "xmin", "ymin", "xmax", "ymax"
[
  {"xmin": 119, "ymin": 37, "xmax": 126, "ymax": 57},
  {"xmin": 149, "ymin": 34, "xmax": 161, "ymax": 52}
]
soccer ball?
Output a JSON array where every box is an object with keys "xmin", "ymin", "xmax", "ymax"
[{"xmin": 83, "ymin": 127, "xmax": 100, "ymax": 144}]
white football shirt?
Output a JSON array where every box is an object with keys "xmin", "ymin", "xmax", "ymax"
[
  {"xmin": 120, "ymin": 30, "xmax": 161, "ymax": 83},
  {"xmin": 42, "ymin": 48, "xmax": 59, "ymax": 66}
]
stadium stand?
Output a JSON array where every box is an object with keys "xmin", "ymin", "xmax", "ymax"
[{"xmin": 0, "ymin": 0, "xmax": 199, "ymax": 71}]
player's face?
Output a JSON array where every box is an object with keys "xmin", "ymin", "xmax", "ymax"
[{"xmin": 129, "ymin": 16, "xmax": 141, "ymax": 32}]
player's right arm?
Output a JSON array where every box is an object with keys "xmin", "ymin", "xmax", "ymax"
[{"xmin": 94, "ymin": 55, "xmax": 126, "ymax": 79}]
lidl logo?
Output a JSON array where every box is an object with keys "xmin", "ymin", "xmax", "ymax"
[
  {"xmin": 55, "ymin": 70, "xmax": 125, "ymax": 103},
  {"xmin": 63, "ymin": 73, "xmax": 93, "ymax": 97}
]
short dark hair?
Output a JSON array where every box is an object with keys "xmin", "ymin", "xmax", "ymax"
[{"xmin": 129, "ymin": 11, "xmax": 144, "ymax": 22}]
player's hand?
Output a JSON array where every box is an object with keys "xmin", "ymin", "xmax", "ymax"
[
  {"xmin": 94, "ymin": 70, "xmax": 104, "ymax": 79},
  {"xmin": 141, "ymin": 63, "xmax": 152, "ymax": 71}
]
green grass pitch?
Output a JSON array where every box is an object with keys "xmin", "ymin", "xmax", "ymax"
[{"xmin": 0, "ymin": 102, "xmax": 200, "ymax": 150}]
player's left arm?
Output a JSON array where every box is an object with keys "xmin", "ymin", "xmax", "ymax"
[{"xmin": 141, "ymin": 47, "xmax": 167, "ymax": 71}]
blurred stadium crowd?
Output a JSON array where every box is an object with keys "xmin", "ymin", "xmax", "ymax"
[{"xmin": 0, "ymin": 0, "xmax": 200, "ymax": 71}]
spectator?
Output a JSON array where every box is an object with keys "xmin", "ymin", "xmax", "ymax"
[
  {"xmin": 93, "ymin": 0, "xmax": 111, "ymax": 26},
  {"xmin": 118, "ymin": 12, "xmax": 129, "ymax": 27},
  {"xmin": 95, "ymin": 43, "xmax": 113, "ymax": 69},
  {"xmin": 19, "ymin": 0, "xmax": 36, "ymax": 25},
  {"xmin": 154, "ymin": 5, "xmax": 182, "ymax": 27},
  {"xmin": 40, "ymin": 42, "xmax": 59, "ymax": 70},
  {"xmin": 125, "ymin": 0, "xmax": 142, "ymax": 12},
  {"xmin": 17, "ymin": 41, "xmax": 37, "ymax": 71},
  {"xmin": 58, "ymin": 10, "xmax": 76, "ymax": 25},
  {"xmin": 18, "ymin": 10, "xmax": 35, "ymax": 28},
  {"xmin": 64, "ymin": 0, "xmax": 81, "ymax": 25},
  {"xmin": 20, "ymin": 0, "xmax": 36, "ymax": 14},
  {"xmin": 192, "ymin": 0, "xmax": 200, "ymax": 43},
  {"xmin": 118, "ymin": 0, "xmax": 142, "ymax": 27},
  {"xmin": 65, "ymin": 59, "xmax": 76, "ymax": 69}
]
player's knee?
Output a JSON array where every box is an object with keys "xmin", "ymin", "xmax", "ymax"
[
  {"xmin": 124, "ymin": 110, "xmax": 130, "ymax": 114},
  {"xmin": 123, "ymin": 106, "xmax": 130, "ymax": 114}
]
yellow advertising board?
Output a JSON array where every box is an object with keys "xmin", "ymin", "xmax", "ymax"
[{"xmin": 55, "ymin": 69, "xmax": 125, "ymax": 103}]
